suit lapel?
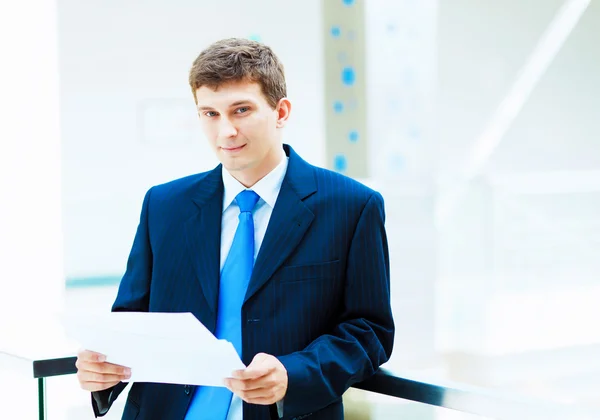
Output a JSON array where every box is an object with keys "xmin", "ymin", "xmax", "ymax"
[
  {"xmin": 184, "ymin": 165, "xmax": 223, "ymax": 316},
  {"xmin": 244, "ymin": 145, "xmax": 317, "ymax": 304}
]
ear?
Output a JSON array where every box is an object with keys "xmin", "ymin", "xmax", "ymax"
[{"xmin": 275, "ymin": 98, "xmax": 292, "ymax": 128}]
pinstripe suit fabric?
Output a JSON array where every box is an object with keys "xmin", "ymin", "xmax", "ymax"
[{"xmin": 92, "ymin": 144, "xmax": 394, "ymax": 420}]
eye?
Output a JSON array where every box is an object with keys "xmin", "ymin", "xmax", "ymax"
[
  {"xmin": 203, "ymin": 111, "xmax": 218, "ymax": 117},
  {"xmin": 235, "ymin": 107, "xmax": 250, "ymax": 114}
]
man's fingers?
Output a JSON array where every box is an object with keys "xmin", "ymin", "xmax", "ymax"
[
  {"xmin": 78, "ymin": 370, "xmax": 128, "ymax": 384},
  {"xmin": 231, "ymin": 365, "xmax": 273, "ymax": 380},
  {"xmin": 226, "ymin": 383, "xmax": 282, "ymax": 405},
  {"xmin": 76, "ymin": 358, "xmax": 131, "ymax": 387},
  {"xmin": 231, "ymin": 368, "xmax": 269, "ymax": 380},
  {"xmin": 231, "ymin": 352, "xmax": 271, "ymax": 379},
  {"xmin": 76, "ymin": 360, "xmax": 131, "ymax": 376},
  {"xmin": 238, "ymin": 387, "xmax": 277, "ymax": 401},
  {"xmin": 77, "ymin": 349, "xmax": 106, "ymax": 363},
  {"xmin": 103, "ymin": 362, "xmax": 131, "ymax": 376},
  {"xmin": 235, "ymin": 352, "xmax": 276, "ymax": 379},
  {"xmin": 75, "ymin": 351, "xmax": 132, "ymax": 392},
  {"xmin": 225, "ymin": 353, "xmax": 287, "ymax": 406},
  {"xmin": 226, "ymin": 372, "xmax": 277, "ymax": 392}
]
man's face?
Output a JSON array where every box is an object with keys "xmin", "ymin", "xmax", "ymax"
[{"xmin": 195, "ymin": 80, "xmax": 289, "ymax": 178}]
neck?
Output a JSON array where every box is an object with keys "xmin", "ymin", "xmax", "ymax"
[{"xmin": 232, "ymin": 146, "xmax": 286, "ymax": 188}]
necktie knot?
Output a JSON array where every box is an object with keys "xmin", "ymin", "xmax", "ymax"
[{"xmin": 236, "ymin": 190, "xmax": 259, "ymax": 213}]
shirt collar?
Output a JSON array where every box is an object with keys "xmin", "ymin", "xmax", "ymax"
[{"xmin": 222, "ymin": 155, "xmax": 289, "ymax": 212}]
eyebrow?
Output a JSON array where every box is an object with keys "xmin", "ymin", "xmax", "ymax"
[{"xmin": 197, "ymin": 100, "xmax": 255, "ymax": 111}]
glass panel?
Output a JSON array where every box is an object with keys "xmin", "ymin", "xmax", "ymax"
[
  {"xmin": 345, "ymin": 389, "xmax": 493, "ymax": 419},
  {"xmin": 0, "ymin": 366, "xmax": 38, "ymax": 419},
  {"xmin": 47, "ymin": 375, "xmax": 127, "ymax": 420},
  {"xmin": 383, "ymin": 0, "xmax": 600, "ymax": 412}
]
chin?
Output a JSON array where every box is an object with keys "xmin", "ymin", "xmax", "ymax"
[{"xmin": 223, "ymin": 160, "xmax": 250, "ymax": 172}]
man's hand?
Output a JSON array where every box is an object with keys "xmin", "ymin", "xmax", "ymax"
[
  {"xmin": 76, "ymin": 349, "xmax": 131, "ymax": 392},
  {"xmin": 225, "ymin": 353, "xmax": 288, "ymax": 405}
]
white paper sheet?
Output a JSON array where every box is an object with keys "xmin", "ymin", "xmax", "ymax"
[{"xmin": 62, "ymin": 312, "xmax": 245, "ymax": 387}]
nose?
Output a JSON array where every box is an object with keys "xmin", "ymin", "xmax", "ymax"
[{"xmin": 218, "ymin": 117, "xmax": 238, "ymax": 138}]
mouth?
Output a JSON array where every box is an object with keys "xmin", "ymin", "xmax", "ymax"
[{"xmin": 221, "ymin": 144, "xmax": 246, "ymax": 153}]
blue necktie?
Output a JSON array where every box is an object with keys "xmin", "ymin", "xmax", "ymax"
[{"xmin": 185, "ymin": 190, "xmax": 260, "ymax": 420}]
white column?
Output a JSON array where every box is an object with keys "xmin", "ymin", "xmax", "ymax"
[
  {"xmin": 365, "ymin": 0, "xmax": 439, "ymax": 369},
  {"xmin": 0, "ymin": 0, "xmax": 64, "ymax": 319}
]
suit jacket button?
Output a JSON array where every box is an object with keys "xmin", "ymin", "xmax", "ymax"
[{"xmin": 184, "ymin": 385, "xmax": 191, "ymax": 395}]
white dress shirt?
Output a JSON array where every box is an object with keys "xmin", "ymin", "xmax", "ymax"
[{"xmin": 220, "ymin": 155, "xmax": 288, "ymax": 420}]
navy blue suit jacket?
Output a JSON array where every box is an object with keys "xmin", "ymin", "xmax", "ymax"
[{"xmin": 93, "ymin": 144, "xmax": 394, "ymax": 420}]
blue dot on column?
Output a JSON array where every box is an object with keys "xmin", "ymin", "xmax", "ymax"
[
  {"xmin": 331, "ymin": 26, "xmax": 341, "ymax": 37},
  {"xmin": 342, "ymin": 67, "xmax": 356, "ymax": 86},
  {"xmin": 334, "ymin": 154, "xmax": 348, "ymax": 172},
  {"xmin": 333, "ymin": 101, "xmax": 344, "ymax": 113},
  {"xmin": 342, "ymin": 0, "xmax": 355, "ymax": 6},
  {"xmin": 348, "ymin": 130, "xmax": 359, "ymax": 143}
]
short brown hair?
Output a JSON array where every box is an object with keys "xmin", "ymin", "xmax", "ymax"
[{"xmin": 189, "ymin": 38, "xmax": 287, "ymax": 109}]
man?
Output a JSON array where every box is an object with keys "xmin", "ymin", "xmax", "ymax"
[{"xmin": 75, "ymin": 38, "xmax": 394, "ymax": 420}]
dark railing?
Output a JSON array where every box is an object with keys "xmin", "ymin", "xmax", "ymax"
[{"xmin": 2, "ymin": 350, "xmax": 598, "ymax": 420}]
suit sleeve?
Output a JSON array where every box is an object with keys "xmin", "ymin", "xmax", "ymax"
[
  {"xmin": 277, "ymin": 192, "xmax": 395, "ymax": 418},
  {"xmin": 91, "ymin": 188, "xmax": 154, "ymax": 417}
]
